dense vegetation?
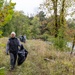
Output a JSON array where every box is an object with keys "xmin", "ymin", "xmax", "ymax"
[
  {"xmin": 0, "ymin": 0, "xmax": 75, "ymax": 42},
  {"xmin": 0, "ymin": 37, "xmax": 75, "ymax": 75},
  {"xmin": 1, "ymin": 10, "xmax": 75, "ymax": 39},
  {"xmin": 1, "ymin": 10, "xmax": 75, "ymax": 50},
  {"xmin": 0, "ymin": 0, "xmax": 75, "ymax": 75}
]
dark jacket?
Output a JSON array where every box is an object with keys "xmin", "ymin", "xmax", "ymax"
[{"xmin": 6, "ymin": 37, "xmax": 21, "ymax": 53}]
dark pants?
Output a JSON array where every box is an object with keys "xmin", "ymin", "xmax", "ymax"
[{"xmin": 10, "ymin": 52, "xmax": 18, "ymax": 69}]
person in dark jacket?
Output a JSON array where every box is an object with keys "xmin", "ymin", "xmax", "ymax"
[
  {"xmin": 6, "ymin": 32, "xmax": 21, "ymax": 71},
  {"xmin": 19, "ymin": 35, "xmax": 26, "ymax": 43}
]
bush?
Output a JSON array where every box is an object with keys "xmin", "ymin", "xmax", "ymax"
[
  {"xmin": 53, "ymin": 37, "xmax": 67, "ymax": 51},
  {"xmin": 40, "ymin": 33, "xmax": 50, "ymax": 41}
]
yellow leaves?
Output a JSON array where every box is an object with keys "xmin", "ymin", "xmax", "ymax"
[
  {"xmin": 0, "ymin": 0, "xmax": 15, "ymax": 27},
  {"xmin": 10, "ymin": 2, "xmax": 16, "ymax": 6}
]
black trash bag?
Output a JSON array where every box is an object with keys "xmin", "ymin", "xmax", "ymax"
[{"xmin": 17, "ymin": 44, "xmax": 28, "ymax": 66}]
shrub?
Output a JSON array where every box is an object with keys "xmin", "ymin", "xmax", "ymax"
[
  {"xmin": 52, "ymin": 37, "xmax": 67, "ymax": 51},
  {"xmin": 40, "ymin": 33, "xmax": 50, "ymax": 41}
]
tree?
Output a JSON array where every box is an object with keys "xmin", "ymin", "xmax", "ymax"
[
  {"xmin": 31, "ymin": 16, "xmax": 41, "ymax": 39},
  {"xmin": 40, "ymin": 0, "xmax": 75, "ymax": 37},
  {"xmin": 2, "ymin": 11, "xmax": 31, "ymax": 38},
  {"xmin": 36, "ymin": 11, "xmax": 48, "ymax": 35},
  {"xmin": 40, "ymin": 0, "xmax": 75, "ymax": 49},
  {"xmin": 52, "ymin": 0, "xmax": 58, "ymax": 37},
  {"xmin": 37, "ymin": 11, "xmax": 46, "ymax": 21},
  {"xmin": 0, "ymin": 0, "xmax": 16, "ymax": 36},
  {"xmin": 40, "ymin": 0, "xmax": 58, "ymax": 37}
]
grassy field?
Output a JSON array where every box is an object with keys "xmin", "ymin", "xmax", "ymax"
[{"xmin": 0, "ymin": 37, "xmax": 75, "ymax": 75}]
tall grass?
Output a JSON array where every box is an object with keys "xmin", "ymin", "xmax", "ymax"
[{"xmin": 0, "ymin": 37, "xmax": 75, "ymax": 75}]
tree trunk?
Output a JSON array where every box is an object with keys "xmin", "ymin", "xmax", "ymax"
[
  {"xmin": 60, "ymin": 0, "xmax": 65, "ymax": 25},
  {"xmin": 59, "ymin": 0, "xmax": 65, "ymax": 38},
  {"xmin": 52, "ymin": 0, "xmax": 58, "ymax": 37}
]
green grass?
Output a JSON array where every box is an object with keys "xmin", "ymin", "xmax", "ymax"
[
  {"xmin": 0, "ymin": 37, "xmax": 75, "ymax": 75},
  {"xmin": 0, "ymin": 67, "xmax": 5, "ymax": 75}
]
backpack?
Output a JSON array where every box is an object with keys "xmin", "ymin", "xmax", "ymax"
[
  {"xmin": 19, "ymin": 36, "xmax": 26, "ymax": 43},
  {"xmin": 9, "ymin": 38, "xmax": 19, "ymax": 52}
]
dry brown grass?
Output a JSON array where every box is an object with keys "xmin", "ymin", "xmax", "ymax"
[
  {"xmin": 0, "ymin": 37, "xmax": 75, "ymax": 75},
  {"xmin": 25, "ymin": 39, "xmax": 50, "ymax": 57}
]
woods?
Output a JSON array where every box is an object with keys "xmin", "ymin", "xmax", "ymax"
[
  {"xmin": 0, "ymin": 0, "xmax": 15, "ymax": 37},
  {"xmin": 0, "ymin": 0, "xmax": 75, "ymax": 50},
  {"xmin": 0, "ymin": 0, "xmax": 75, "ymax": 75},
  {"xmin": 0, "ymin": 0, "xmax": 75, "ymax": 51}
]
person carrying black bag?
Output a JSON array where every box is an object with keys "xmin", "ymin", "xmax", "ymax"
[
  {"xmin": 19, "ymin": 35, "xmax": 26, "ymax": 43},
  {"xmin": 6, "ymin": 32, "xmax": 21, "ymax": 71}
]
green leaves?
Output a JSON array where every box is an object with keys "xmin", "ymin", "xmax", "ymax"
[
  {"xmin": 0, "ymin": 0, "xmax": 15, "ymax": 26},
  {"xmin": 0, "ymin": 0, "xmax": 15, "ymax": 37},
  {"xmin": 0, "ymin": 0, "xmax": 4, "ymax": 8},
  {"xmin": 31, "ymin": 17, "xmax": 41, "ymax": 39}
]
